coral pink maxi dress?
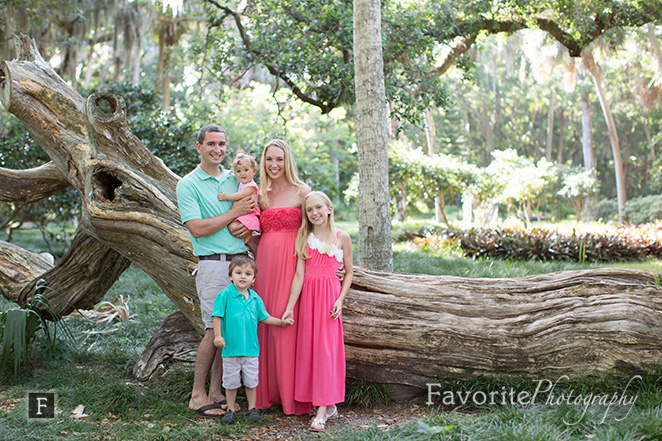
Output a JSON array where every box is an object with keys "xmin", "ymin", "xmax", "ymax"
[
  {"xmin": 294, "ymin": 232, "xmax": 346, "ymax": 406},
  {"xmin": 254, "ymin": 207, "xmax": 314, "ymax": 415}
]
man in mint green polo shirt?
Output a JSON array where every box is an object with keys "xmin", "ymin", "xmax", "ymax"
[{"xmin": 176, "ymin": 124, "xmax": 255, "ymax": 418}]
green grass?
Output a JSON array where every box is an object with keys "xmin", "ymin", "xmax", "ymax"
[
  {"xmin": 321, "ymin": 371, "xmax": 662, "ymax": 441},
  {"xmin": 2, "ymin": 222, "xmax": 662, "ymax": 440}
]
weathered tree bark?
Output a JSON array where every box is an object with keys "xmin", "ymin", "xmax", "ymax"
[
  {"xmin": 0, "ymin": 162, "xmax": 69, "ymax": 204},
  {"xmin": 353, "ymin": 0, "xmax": 393, "ymax": 271},
  {"xmin": 133, "ymin": 311, "xmax": 199, "ymax": 381},
  {"xmin": 20, "ymin": 226, "xmax": 132, "ymax": 317},
  {"xmin": 0, "ymin": 240, "xmax": 54, "ymax": 300},
  {"xmin": 0, "ymin": 225, "xmax": 131, "ymax": 318},
  {"xmin": 344, "ymin": 267, "xmax": 662, "ymax": 397},
  {"xmin": 0, "ymin": 35, "xmax": 197, "ymax": 327}
]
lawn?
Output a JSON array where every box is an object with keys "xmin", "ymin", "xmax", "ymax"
[{"xmin": 1, "ymin": 223, "xmax": 661, "ymax": 440}]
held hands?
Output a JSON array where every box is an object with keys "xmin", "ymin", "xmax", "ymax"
[
  {"xmin": 214, "ymin": 336, "xmax": 225, "ymax": 349},
  {"xmin": 330, "ymin": 298, "xmax": 343, "ymax": 320},
  {"xmin": 218, "ymin": 191, "xmax": 228, "ymax": 201},
  {"xmin": 281, "ymin": 309, "xmax": 294, "ymax": 327}
]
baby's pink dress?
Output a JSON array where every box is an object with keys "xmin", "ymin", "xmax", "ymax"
[
  {"xmin": 294, "ymin": 231, "xmax": 346, "ymax": 406},
  {"xmin": 235, "ymin": 181, "xmax": 261, "ymax": 232}
]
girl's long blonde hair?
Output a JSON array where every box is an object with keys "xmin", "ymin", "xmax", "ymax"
[
  {"xmin": 258, "ymin": 139, "xmax": 306, "ymax": 208},
  {"xmin": 295, "ymin": 191, "xmax": 336, "ymax": 260}
]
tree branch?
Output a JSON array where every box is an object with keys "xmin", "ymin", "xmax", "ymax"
[
  {"xmin": 436, "ymin": 33, "xmax": 479, "ymax": 76},
  {"xmin": 204, "ymin": 0, "xmax": 335, "ymax": 113},
  {"xmin": 0, "ymin": 162, "xmax": 69, "ymax": 204}
]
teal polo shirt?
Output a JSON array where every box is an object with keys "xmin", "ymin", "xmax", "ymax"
[
  {"xmin": 212, "ymin": 284, "xmax": 270, "ymax": 357},
  {"xmin": 176, "ymin": 165, "xmax": 247, "ymax": 256}
]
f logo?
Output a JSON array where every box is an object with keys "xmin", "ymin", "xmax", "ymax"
[{"xmin": 28, "ymin": 392, "xmax": 55, "ymax": 419}]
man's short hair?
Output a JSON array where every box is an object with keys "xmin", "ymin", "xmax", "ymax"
[{"xmin": 197, "ymin": 124, "xmax": 227, "ymax": 144}]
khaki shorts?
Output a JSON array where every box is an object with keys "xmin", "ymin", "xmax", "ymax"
[
  {"xmin": 195, "ymin": 260, "xmax": 231, "ymax": 329},
  {"xmin": 222, "ymin": 356, "xmax": 259, "ymax": 390}
]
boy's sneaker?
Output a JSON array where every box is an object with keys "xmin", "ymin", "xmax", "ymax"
[
  {"xmin": 220, "ymin": 410, "xmax": 235, "ymax": 424},
  {"xmin": 247, "ymin": 408, "xmax": 261, "ymax": 422}
]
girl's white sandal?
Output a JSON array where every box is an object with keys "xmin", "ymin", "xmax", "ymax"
[
  {"xmin": 326, "ymin": 404, "xmax": 338, "ymax": 419},
  {"xmin": 310, "ymin": 417, "xmax": 326, "ymax": 431}
]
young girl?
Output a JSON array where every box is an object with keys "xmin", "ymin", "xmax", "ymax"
[
  {"xmin": 218, "ymin": 152, "xmax": 261, "ymax": 254},
  {"xmin": 282, "ymin": 191, "xmax": 353, "ymax": 432}
]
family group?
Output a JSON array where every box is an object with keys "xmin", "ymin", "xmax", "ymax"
[{"xmin": 176, "ymin": 124, "xmax": 354, "ymax": 432}]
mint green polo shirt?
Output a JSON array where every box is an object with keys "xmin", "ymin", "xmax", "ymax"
[
  {"xmin": 176, "ymin": 165, "xmax": 247, "ymax": 256},
  {"xmin": 212, "ymin": 283, "xmax": 271, "ymax": 357}
]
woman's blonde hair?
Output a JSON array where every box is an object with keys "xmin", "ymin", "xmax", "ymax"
[
  {"xmin": 294, "ymin": 191, "xmax": 336, "ymax": 260},
  {"xmin": 258, "ymin": 139, "xmax": 306, "ymax": 207}
]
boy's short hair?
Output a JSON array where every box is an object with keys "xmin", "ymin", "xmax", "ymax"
[{"xmin": 228, "ymin": 254, "xmax": 258, "ymax": 276}]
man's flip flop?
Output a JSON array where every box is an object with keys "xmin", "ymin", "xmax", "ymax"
[{"xmin": 194, "ymin": 403, "xmax": 224, "ymax": 418}]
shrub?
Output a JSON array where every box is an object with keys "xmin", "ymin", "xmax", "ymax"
[
  {"xmin": 397, "ymin": 224, "xmax": 662, "ymax": 263},
  {"xmin": 586, "ymin": 198, "xmax": 618, "ymax": 222},
  {"xmin": 624, "ymin": 195, "xmax": 662, "ymax": 224}
]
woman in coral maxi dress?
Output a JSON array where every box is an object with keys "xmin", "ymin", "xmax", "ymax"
[{"xmin": 253, "ymin": 140, "xmax": 312, "ymax": 415}]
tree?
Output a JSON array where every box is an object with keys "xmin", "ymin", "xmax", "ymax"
[
  {"xmin": 558, "ymin": 166, "xmax": 600, "ymax": 221},
  {"xmin": 486, "ymin": 149, "xmax": 558, "ymax": 226},
  {"xmin": 583, "ymin": 49, "xmax": 627, "ymax": 223},
  {"xmin": 353, "ymin": 0, "xmax": 392, "ymax": 270}
]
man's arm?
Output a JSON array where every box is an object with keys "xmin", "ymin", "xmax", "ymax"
[{"xmin": 185, "ymin": 196, "xmax": 254, "ymax": 238}]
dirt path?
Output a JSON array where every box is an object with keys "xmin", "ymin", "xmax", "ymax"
[{"xmin": 239, "ymin": 402, "xmax": 429, "ymax": 440}]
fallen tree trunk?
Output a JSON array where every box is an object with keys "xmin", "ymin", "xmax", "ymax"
[
  {"xmin": 343, "ymin": 267, "xmax": 662, "ymax": 396},
  {"xmin": 0, "ymin": 226, "xmax": 131, "ymax": 318},
  {"xmin": 19, "ymin": 225, "xmax": 132, "ymax": 317},
  {"xmin": 2, "ymin": 36, "xmax": 662, "ymax": 395}
]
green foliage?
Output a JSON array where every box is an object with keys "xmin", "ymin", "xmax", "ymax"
[
  {"xmin": 624, "ymin": 195, "xmax": 662, "ymax": 224},
  {"xmin": 557, "ymin": 166, "xmax": 600, "ymax": 221},
  {"xmin": 0, "ymin": 113, "xmax": 81, "ymax": 241},
  {"xmin": 200, "ymin": 0, "xmax": 447, "ymax": 124},
  {"xmin": 0, "ymin": 292, "xmax": 74, "ymax": 378},
  {"xmin": 346, "ymin": 140, "xmax": 475, "ymax": 221},
  {"xmin": 345, "ymin": 380, "xmax": 391, "ymax": 407},
  {"xmin": 650, "ymin": 156, "xmax": 662, "ymax": 193},
  {"xmin": 586, "ymin": 198, "xmax": 618, "ymax": 222}
]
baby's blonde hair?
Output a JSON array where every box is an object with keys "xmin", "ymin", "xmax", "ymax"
[
  {"xmin": 294, "ymin": 191, "xmax": 336, "ymax": 260},
  {"xmin": 232, "ymin": 151, "xmax": 258, "ymax": 171}
]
